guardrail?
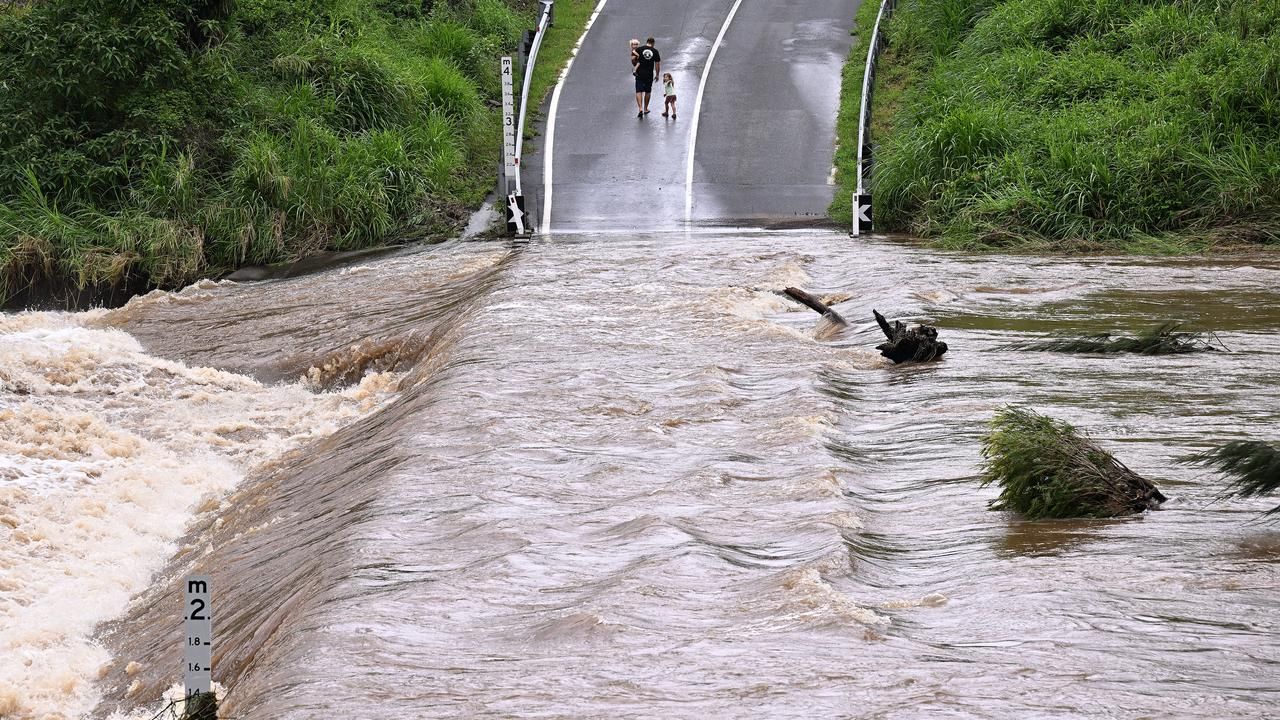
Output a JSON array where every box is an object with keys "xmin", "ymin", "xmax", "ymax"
[
  {"xmin": 500, "ymin": 0, "xmax": 553, "ymax": 237},
  {"xmin": 852, "ymin": 0, "xmax": 897, "ymax": 237},
  {"xmin": 515, "ymin": 0, "xmax": 553, "ymax": 195}
]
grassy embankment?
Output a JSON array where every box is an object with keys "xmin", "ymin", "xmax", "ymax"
[
  {"xmin": 0, "ymin": 0, "xmax": 588, "ymax": 306},
  {"xmin": 832, "ymin": 0, "xmax": 1280, "ymax": 252}
]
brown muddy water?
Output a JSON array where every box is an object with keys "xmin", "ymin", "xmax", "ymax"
[{"xmin": 2, "ymin": 232, "xmax": 1278, "ymax": 719}]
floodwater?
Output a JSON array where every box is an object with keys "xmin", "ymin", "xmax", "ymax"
[{"xmin": 2, "ymin": 232, "xmax": 1279, "ymax": 719}]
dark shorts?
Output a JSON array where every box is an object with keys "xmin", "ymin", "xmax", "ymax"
[{"xmin": 635, "ymin": 75, "xmax": 653, "ymax": 93}]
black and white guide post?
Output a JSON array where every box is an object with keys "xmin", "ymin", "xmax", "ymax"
[{"xmin": 853, "ymin": 193, "xmax": 872, "ymax": 236}]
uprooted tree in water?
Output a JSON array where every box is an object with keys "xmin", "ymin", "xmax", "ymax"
[
  {"xmin": 981, "ymin": 406, "xmax": 1167, "ymax": 520},
  {"xmin": 782, "ymin": 287, "xmax": 947, "ymax": 363},
  {"xmin": 997, "ymin": 322, "xmax": 1225, "ymax": 355},
  {"xmin": 1182, "ymin": 440, "xmax": 1280, "ymax": 518}
]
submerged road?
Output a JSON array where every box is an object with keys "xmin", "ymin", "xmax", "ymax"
[
  {"xmin": 57, "ymin": 5, "xmax": 1278, "ymax": 717},
  {"xmin": 537, "ymin": 0, "xmax": 860, "ymax": 232}
]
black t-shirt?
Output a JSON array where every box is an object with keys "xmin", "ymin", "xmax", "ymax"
[{"xmin": 635, "ymin": 46, "xmax": 660, "ymax": 78}]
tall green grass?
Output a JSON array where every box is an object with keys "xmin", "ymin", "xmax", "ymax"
[
  {"xmin": 838, "ymin": 0, "xmax": 1280, "ymax": 251},
  {"xmin": 0, "ymin": 0, "xmax": 536, "ymax": 305}
]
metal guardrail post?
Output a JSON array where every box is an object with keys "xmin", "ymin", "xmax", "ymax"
[
  {"xmin": 504, "ymin": 0, "xmax": 553, "ymax": 237},
  {"xmin": 514, "ymin": 0, "xmax": 553, "ymax": 195},
  {"xmin": 853, "ymin": 0, "xmax": 896, "ymax": 237}
]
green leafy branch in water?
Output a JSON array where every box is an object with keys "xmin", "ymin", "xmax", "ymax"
[
  {"xmin": 997, "ymin": 322, "xmax": 1227, "ymax": 355},
  {"xmin": 1181, "ymin": 440, "xmax": 1280, "ymax": 517},
  {"xmin": 980, "ymin": 406, "xmax": 1166, "ymax": 520}
]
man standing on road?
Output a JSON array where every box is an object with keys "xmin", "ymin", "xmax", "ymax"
[{"xmin": 634, "ymin": 37, "xmax": 661, "ymax": 118}]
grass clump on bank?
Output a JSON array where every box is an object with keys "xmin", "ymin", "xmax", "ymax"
[
  {"xmin": 836, "ymin": 0, "xmax": 1280, "ymax": 252},
  {"xmin": 980, "ymin": 406, "xmax": 1166, "ymax": 519},
  {"xmin": 0, "ymin": 0, "xmax": 539, "ymax": 305},
  {"xmin": 1182, "ymin": 440, "xmax": 1280, "ymax": 517},
  {"xmin": 998, "ymin": 322, "xmax": 1224, "ymax": 354}
]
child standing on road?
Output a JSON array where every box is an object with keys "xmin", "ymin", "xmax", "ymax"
[{"xmin": 661, "ymin": 73, "xmax": 677, "ymax": 119}]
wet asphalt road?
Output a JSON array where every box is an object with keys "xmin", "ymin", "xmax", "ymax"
[{"xmin": 537, "ymin": 0, "xmax": 861, "ymax": 232}]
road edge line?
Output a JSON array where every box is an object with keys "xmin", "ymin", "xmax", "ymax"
[
  {"xmin": 684, "ymin": 0, "xmax": 744, "ymax": 223},
  {"xmin": 541, "ymin": 0, "xmax": 611, "ymax": 236}
]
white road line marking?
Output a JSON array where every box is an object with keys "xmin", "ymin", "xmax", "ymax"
[
  {"xmin": 684, "ymin": 0, "xmax": 744, "ymax": 223},
  {"xmin": 541, "ymin": 0, "xmax": 610, "ymax": 236}
]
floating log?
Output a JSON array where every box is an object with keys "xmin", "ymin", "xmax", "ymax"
[
  {"xmin": 783, "ymin": 287, "xmax": 848, "ymax": 326},
  {"xmin": 981, "ymin": 406, "xmax": 1166, "ymax": 519},
  {"xmin": 873, "ymin": 309, "xmax": 947, "ymax": 363}
]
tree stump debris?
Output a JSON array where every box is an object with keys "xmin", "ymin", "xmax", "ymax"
[{"xmin": 873, "ymin": 309, "xmax": 947, "ymax": 363}]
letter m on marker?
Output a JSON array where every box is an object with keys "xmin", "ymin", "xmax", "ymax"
[{"xmin": 188, "ymin": 579, "xmax": 207, "ymax": 594}]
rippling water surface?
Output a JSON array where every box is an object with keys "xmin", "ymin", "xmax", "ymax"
[{"xmin": 3, "ymin": 232, "xmax": 1279, "ymax": 719}]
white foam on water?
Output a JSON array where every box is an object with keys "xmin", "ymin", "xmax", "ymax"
[
  {"xmin": 778, "ymin": 567, "xmax": 889, "ymax": 628},
  {"xmin": 107, "ymin": 279, "xmax": 235, "ymax": 313},
  {"xmin": 742, "ymin": 259, "xmax": 812, "ymax": 292},
  {"xmin": 716, "ymin": 287, "xmax": 794, "ymax": 322},
  {"xmin": 102, "ymin": 681, "xmax": 228, "ymax": 720},
  {"xmin": 881, "ymin": 592, "xmax": 949, "ymax": 609},
  {"xmin": 0, "ymin": 311, "xmax": 402, "ymax": 720}
]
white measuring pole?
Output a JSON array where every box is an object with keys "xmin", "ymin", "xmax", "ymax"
[
  {"xmin": 501, "ymin": 56, "xmax": 518, "ymax": 195},
  {"xmin": 184, "ymin": 575, "xmax": 212, "ymax": 698}
]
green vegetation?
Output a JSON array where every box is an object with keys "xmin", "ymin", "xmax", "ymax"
[
  {"xmin": 0, "ymin": 0, "xmax": 541, "ymax": 305},
  {"xmin": 834, "ymin": 0, "xmax": 1280, "ymax": 252},
  {"xmin": 980, "ymin": 406, "xmax": 1166, "ymax": 519},
  {"xmin": 832, "ymin": 0, "xmax": 912, "ymax": 229},
  {"xmin": 998, "ymin": 322, "xmax": 1224, "ymax": 354},
  {"xmin": 179, "ymin": 690, "xmax": 218, "ymax": 720},
  {"xmin": 1183, "ymin": 440, "xmax": 1280, "ymax": 517}
]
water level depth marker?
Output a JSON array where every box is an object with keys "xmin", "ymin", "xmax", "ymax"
[{"xmin": 183, "ymin": 575, "xmax": 216, "ymax": 719}]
